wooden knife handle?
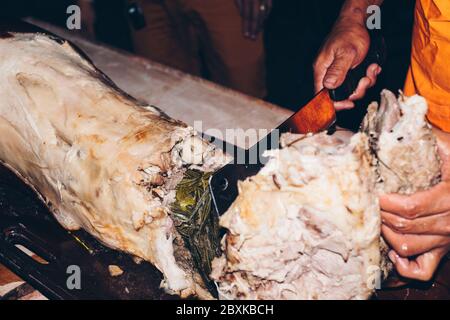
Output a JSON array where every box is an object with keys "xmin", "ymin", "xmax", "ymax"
[{"xmin": 329, "ymin": 30, "xmax": 387, "ymax": 102}]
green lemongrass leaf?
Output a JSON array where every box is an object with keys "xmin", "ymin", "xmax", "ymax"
[{"xmin": 170, "ymin": 169, "xmax": 220, "ymax": 294}]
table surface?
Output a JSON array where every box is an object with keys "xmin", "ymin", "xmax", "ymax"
[{"xmin": 0, "ymin": 20, "xmax": 449, "ymax": 300}]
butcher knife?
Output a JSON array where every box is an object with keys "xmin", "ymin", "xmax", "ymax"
[{"xmin": 209, "ymin": 30, "xmax": 386, "ymax": 216}]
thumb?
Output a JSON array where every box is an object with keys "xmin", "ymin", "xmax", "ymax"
[
  {"xmin": 323, "ymin": 49, "xmax": 356, "ymax": 89},
  {"xmin": 389, "ymin": 247, "xmax": 447, "ymax": 281}
]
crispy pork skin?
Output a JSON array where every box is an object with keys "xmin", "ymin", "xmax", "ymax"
[
  {"xmin": 211, "ymin": 133, "xmax": 381, "ymax": 299},
  {"xmin": 0, "ymin": 33, "xmax": 226, "ymax": 298}
]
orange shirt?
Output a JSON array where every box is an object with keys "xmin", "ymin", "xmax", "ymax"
[{"xmin": 404, "ymin": 0, "xmax": 450, "ymax": 132}]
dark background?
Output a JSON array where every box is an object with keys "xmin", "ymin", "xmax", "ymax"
[{"xmin": 1, "ymin": 0, "xmax": 416, "ymax": 131}]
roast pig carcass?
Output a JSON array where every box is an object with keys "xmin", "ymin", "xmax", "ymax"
[
  {"xmin": 211, "ymin": 90, "xmax": 441, "ymax": 300},
  {"xmin": 0, "ymin": 33, "xmax": 228, "ymax": 299}
]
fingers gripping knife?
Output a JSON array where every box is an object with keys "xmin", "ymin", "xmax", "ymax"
[{"xmin": 210, "ymin": 30, "xmax": 386, "ymax": 216}]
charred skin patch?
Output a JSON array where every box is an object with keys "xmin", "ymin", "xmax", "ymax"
[{"xmin": 134, "ymin": 129, "xmax": 149, "ymax": 142}]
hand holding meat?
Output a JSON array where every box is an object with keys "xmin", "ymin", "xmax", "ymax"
[
  {"xmin": 362, "ymin": 90, "xmax": 444, "ymax": 282},
  {"xmin": 380, "ymin": 127, "xmax": 450, "ymax": 281}
]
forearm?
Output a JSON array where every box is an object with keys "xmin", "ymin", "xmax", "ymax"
[
  {"xmin": 339, "ymin": 0, "xmax": 384, "ymax": 25},
  {"xmin": 77, "ymin": 0, "xmax": 96, "ymax": 37}
]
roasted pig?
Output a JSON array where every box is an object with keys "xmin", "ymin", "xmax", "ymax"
[{"xmin": 0, "ymin": 32, "xmax": 228, "ymax": 299}]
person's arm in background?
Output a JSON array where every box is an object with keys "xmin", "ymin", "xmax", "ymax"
[
  {"xmin": 77, "ymin": 0, "xmax": 96, "ymax": 39},
  {"xmin": 235, "ymin": 0, "xmax": 272, "ymax": 40},
  {"xmin": 313, "ymin": 0, "xmax": 383, "ymax": 110}
]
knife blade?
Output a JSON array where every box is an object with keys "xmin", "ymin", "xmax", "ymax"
[{"xmin": 209, "ymin": 30, "xmax": 386, "ymax": 217}]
